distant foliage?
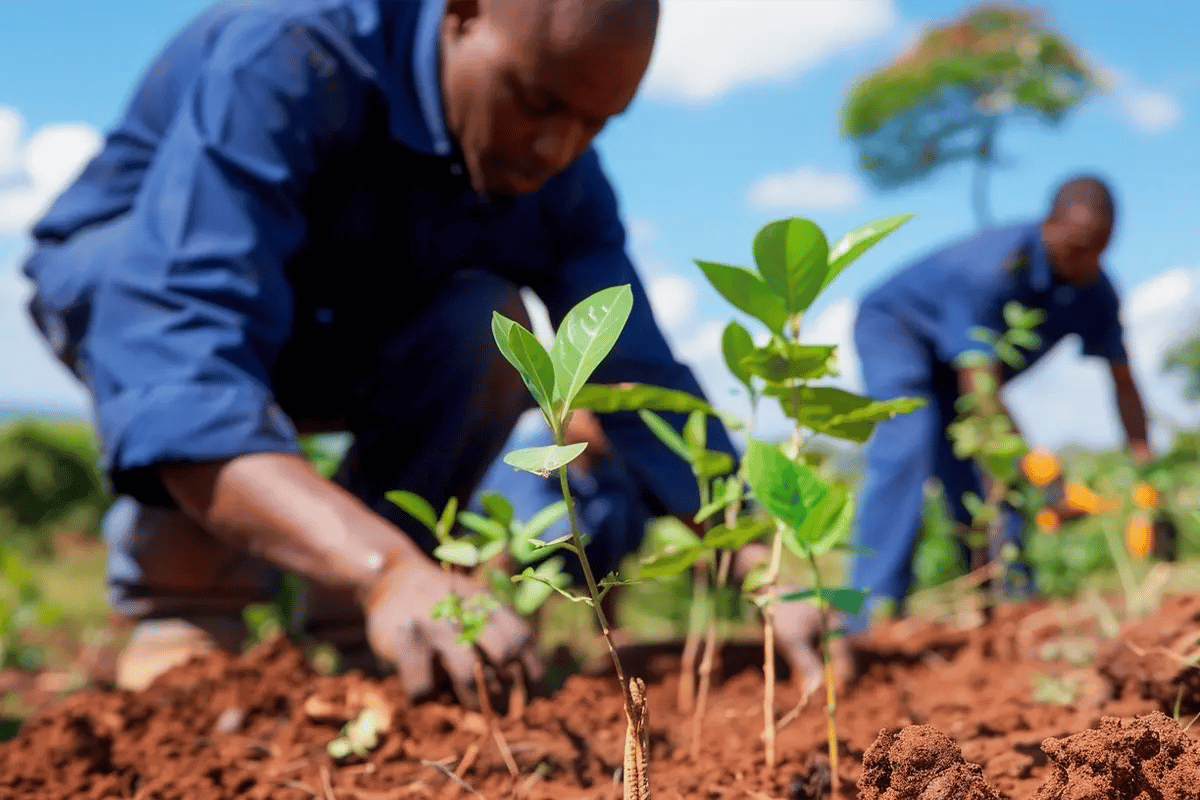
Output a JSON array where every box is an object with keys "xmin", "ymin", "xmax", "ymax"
[
  {"xmin": 0, "ymin": 419, "xmax": 113, "ymax": 555},
  {"xmin": 842, "ymin": 4, "xmax": 1103, "ymax": 227}
]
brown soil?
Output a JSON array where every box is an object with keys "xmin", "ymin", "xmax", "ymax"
[{"xmin": 2, "ymin": 594, "xmax": 1199, "ymax": 800}]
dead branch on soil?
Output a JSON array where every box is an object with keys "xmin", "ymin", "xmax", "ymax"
[
  {"xmin": 421, "ymin": 758, "xmax": 485, "ymax": 796},
  {"xmin": 623, "ymin": 676, "xmax": 651, "ymax": 800},
  {"xmin": 455, "ymin": 742, "xmax": 481, "ymax": 778}
]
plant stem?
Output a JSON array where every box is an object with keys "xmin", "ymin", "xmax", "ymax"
[
  {"xmin": 691, "ymin": 549, "xmax": 730, "ymax": 760},
  {"xmin": 555, "ymin": 462, "xmax": 628, "ymax": 692},
  {"xmin": 679, "ymin": 475, "xmax": 713, "ymax": 714},
  {"xmin": 806, "ymin": 550, "xmax": 839, "ymax": 799},
  {"xmin": 678, "ymin": 565, "xmax": 707, "ymax": 713},
  {"xmin": 761, "ymin": 527, "xmax": 784, "ymax": 770}
]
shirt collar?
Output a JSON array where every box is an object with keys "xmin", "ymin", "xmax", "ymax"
[
  {"xmin": 411, "ymin": 0, "xmax": 452, "ymax": 157},
  {"xmin": 1028, "ymin": 223, "xmax": 1053, "ymax": 292}
]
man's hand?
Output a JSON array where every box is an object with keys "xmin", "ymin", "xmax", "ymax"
[
  {"xmin": 160, "ymin": 452, "xmax": 546, "ymax": 707},
  {"xmin": 364, "ymin": 555, "xmax": 544, "ymax": 707}
]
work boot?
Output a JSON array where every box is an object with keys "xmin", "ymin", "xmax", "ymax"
[{"xmin": 115, "ymin": 615, "xmax": 246, "ymax": 691}]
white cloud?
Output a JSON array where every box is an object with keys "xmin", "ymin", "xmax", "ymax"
[
  {"xmin": 1092, "ymin": 65, "xmax": 1183, "ymax": 135},
  {"xmin": 1120, "ymin": 88, "xmax": 1183, "ymax": 135},
  {"xmin": 0, "ymin": 105, "xmax": 103, "ymax": 236},
  {"xmin": 747, "ymin": 166, "xmax": 865, "ymax": 211},
  {"xmin": 641, "ymin": 0, "xmax": 897, "ymax": 104},
  {"xmin": 647, "ymin": 272, "xmax": 697, "ymax": 332}
]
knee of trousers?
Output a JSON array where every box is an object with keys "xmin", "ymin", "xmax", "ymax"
[{"xmin": 101, "ymin": 496, "xmax": 281, "ymax": 618}]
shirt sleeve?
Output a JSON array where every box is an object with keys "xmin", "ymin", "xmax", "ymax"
[
  {"xmin": 936, "ymin": 275, "xmax": 1001, "ymax": 367},
  {"xmin": 1080, "ymin": 276, "xmax": 1130, "ymax": 364},
  {"xmin": 528, "ymin": 148, "xmax": 738, "ymax": 520},
  {"xmin": 80, "ymin": 19, "xmax": 369, "ymax": 504}
]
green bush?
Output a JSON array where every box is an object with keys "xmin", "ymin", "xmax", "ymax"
[{"xmin": 0, "ymin": 419, "xmax": 113, "ymax": 556}]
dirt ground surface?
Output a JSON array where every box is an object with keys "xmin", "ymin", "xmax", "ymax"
[{"xmin": 2, "ymin": 593, "xmax": 1200, "ymax": 800}]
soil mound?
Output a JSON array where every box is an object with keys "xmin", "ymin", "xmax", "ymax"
[
  {"xmin": 1031, "ymin": 712, "xmax": 1200, "ymax": 800},
  {"xmin": 857, "ymin": 725, "xmax": 1000, "ymax": 800},
  {"xmin": 1098, "ymin": 594, "xmax": 1200, "ymax": 715}
]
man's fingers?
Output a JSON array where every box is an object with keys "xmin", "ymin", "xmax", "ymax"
[
  {"xmin": 433, "ymin": 631, "xmax": 483, "ymax": 712},
  {"xmin": 475, "ymin": 607, "xmax": 534, "ymax": 666},
  {"xmin": 392, "ymin": 635, "xmax": 437, "ymax": 701}
]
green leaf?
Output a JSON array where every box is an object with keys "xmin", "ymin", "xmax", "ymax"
[
  {"xmin": 764, "ymin": 385, "xmax": 925, "ymax": 443},
  {"xmin": 812, "ymin": 491, "xmax": 856, "ymax": 556},
  {"xmin": 637, "ymin": 409, "xmax": 693, "ymax": 464},
  {"xmin": 703, "ymin": 518, "xmax": 771, "ymax": 550},
  {"xmin": 778, "ymin": 587, "xmax": 868, "ymax": 615},
  {"xmin": 513, "ymin": 556, "xmax": 570, "ymax": 616},
  {"xmin": 683, "ymin": 410, "xmax": 707, "ymax": 454},
  {"xmin": 753, "ymin": 218, "xmax": 830, "ymax": 314},
  {"xmin": 995, "ymin": 340, "xmax": 1025, "ymax": 369},
  {"xmin": 695, "ymin": 260, "xmax": 789, "ymax": 335},
  {"xmin": 479, "ymin": 491, "xmax": 514, "ymax": 527},
  {"xmin": 437, "ymin": 496, "xmax": 459, "ymax": 541},
  {"xmin": 385, "ymin": 491, "xmax": 438, "ymax": 536},
  {"xmin": 694, "ymin": 495, "xmax": 733, "ymax": 525},
  {"xmin": 1006, "ymin": 328, "xmax": 1041, "ymax": 351},
  {"xmin": 695, "ymin": 450, "xmax": 736, "ymax": 480},
  {"xmin": 1002, "ymin": 301, "xmax": 1026, "ymax": 330},
  {"xmin": 825, "ymin": 213, "xmax": 913, "ymax": 293},
  {"xmin": 638, "ymin": 543, "xmax": 706, "ymax": 579},
  {"xmin": 504, "ymin": 443, "xmax": 588, "ymax": 476},
  {"xmin": 550, "ymin": 285, "xmax": 634, "ymax": 411},
  {"xmin": 742, "ymin": 439, "xmax": 828, "ymax": 531},
  {"xmin": 433, "ymin": 540, "xmax": 480, "ymax": 568},
  {"xmin": 512, "ymin": 569, "xmax": 584, "ymax": 605},
  {"xmin": 571, "ymin": 383, "xmax": 741, "ymax": 429},
  {"xmin": 740, "ymin": 341, "xmax": 838, "ymax": 383},
  {"xmin": 520, "ymin": 500, "xmax": 568, "ymax": 543},
  {"xmin": 492, "ymin": 312, "xmax": 557, "ymax": 420},
  {"xmin": 721, "ymin": 321, "xmax": 757, "ymax": 395},
  {"xmin": 457, "ymin": 511, "xmax": 507, "ymax": 542},
  {"xmin": 784, "ymin": 482, "xmax": 849, "ymax": 552}
]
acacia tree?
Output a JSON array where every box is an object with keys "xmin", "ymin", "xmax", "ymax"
[{"xmin": 842, "ymin": 4, "xmax": 1103, "ymax": 228}]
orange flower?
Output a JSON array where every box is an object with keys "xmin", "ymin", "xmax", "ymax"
[
  {"xmin": 1064, "ymin": 480, "xmax": 1099, "ymax": 513},
  {"xmin": 1132, "ymin": 482, "xmax": 1159, "ymax": 510},
  {"xmin": 1021, "ymin": 449, "xmax": 1061, "ymax": 487},
  {"xmin": 1035, "ymin": 508, "xmax": 1060, "ymax": 533},
  {"xmin": 1125, "ymin": 514, "xmax": 1154, "ymax": 558}
]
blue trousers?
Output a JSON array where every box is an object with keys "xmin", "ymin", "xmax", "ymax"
[{"xmin": 844, "ymin": 305, "xmax": 1033, "ymax": 632}]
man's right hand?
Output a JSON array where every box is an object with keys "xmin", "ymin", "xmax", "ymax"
[
  {"xmin": 159, "ymin": 452, "xmax": 545, "ymax": 708},
  {"xmin": 363, "ymin": 554, "xmax": 545, "ymax": 707}
]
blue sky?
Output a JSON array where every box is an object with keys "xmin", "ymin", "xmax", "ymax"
[{"xmin": 2, "ymin": 0, "xmax": 1200, "ymax": 453}]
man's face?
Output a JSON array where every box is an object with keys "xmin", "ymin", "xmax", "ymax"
[
  {"xmin": 1042, "ymin": 203, "xmax": 1113, "ymax": 286},
  {"xmin": 440, "ymin": 0, "xmax": 656, "ymax": 200}
]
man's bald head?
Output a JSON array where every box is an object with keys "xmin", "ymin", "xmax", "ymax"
[
  {"xmin": 439, "ymin": 0, "xmax": 659, "ymax": 199},
  {"xmin": 1042, "ymin": 175, "xmax": 1117, "ymax": 286}
]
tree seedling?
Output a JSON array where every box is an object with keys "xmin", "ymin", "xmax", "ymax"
[
  {"xmin": 490, "ymin": 283, "xmax": 654, "ymax": 798},
  {"xmin": 947, "ymin": 300, "xmax": 1046, "ymax": 613},
  {"xmin": 667, "ymin": 213, "xmax": 923, "ymax": 791}
]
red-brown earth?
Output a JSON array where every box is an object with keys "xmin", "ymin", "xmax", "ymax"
[{"xmin": 2, "ymin": 593, "xmax": 1199, "ymax": 800}]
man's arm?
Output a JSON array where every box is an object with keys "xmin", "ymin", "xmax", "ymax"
[
  {"xmin": 78, "ymin": 17, "xmax": 538, "ymax": 695},
  {"xmin": 1110, "ymin": 361, "xmax": 1153, "ymax": 464}
]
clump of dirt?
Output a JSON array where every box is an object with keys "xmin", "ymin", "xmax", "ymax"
[
  {"xmin": 857, "ymin": 725, "xmax": 1000, "ymax": 800},
  {"xmin": 1098, "ymin": 594, "xmax": 1200, "ymax": 715},
  {"xmin": 1031, "ymin": 712, "xmax": 1200, "ymax": 800}
]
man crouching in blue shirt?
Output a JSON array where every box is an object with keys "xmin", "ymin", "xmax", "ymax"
[
  {"xmin": 844, "ymin": 176, "xmax": 1152, "ymax": 640},
  {"xmin": 21, "ymin": 0, "xmax": 824, "ymax": 703}
]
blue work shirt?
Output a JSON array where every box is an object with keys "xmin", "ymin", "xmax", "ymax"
[
  {"xmin": 22, "ymin": 0, "xmax": 734, "ymax": 517},
  {"xmin": 858, "ymin": 221, "xmax": 1128, "ymax": 392}
]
